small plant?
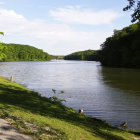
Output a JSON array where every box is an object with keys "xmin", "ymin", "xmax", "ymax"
[
  {"xmin": 61, "ymin": 90, "xmax": 64, "ymax": 94},
  {"xmin": 52, "ymin": 89, "xmax": 56, "ymax": 94},
  {"xmin": 50, "ymin": 89, "xmax": 66, "ymax": 103},
  {"xmin": 52, "ymin": 89, "xmax": 65, "ymax": 95}
]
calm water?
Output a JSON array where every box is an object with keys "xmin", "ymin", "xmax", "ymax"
[{"xmin": 0, "ymin": 60, "xmax": 140, "ymax": 130}]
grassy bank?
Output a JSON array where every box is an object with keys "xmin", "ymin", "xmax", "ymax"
[{"xmin": 0, "ymin": 77, "xmax": 139, "ymax": 140}]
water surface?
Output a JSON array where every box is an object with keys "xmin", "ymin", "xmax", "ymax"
[{"xmin": 0, "ymin": 60, "xmax": 140, "ymax": 130}]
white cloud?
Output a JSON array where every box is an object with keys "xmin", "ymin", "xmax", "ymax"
[
  {"xmin": 0, "ymin": 8, "xmax": 71, "ymax": 35},
  {"xmin": 0, "ymin": 1, "xmax": 4, "ymax": 5},
  {"xmin": 50, "ymin": 6, "xmax": 121, "ymax": 25},
  {"xmin": 0, "ymin": 8, "xmax": 113, "ymax": 55}
]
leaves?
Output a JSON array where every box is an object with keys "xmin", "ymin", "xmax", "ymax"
[
  {"xmin": 0, "ymin": 43, "xmax": 7, "ymax": 61},
  {"xmin": 123, "ymin": 0, "xmax": 140, "ymax": 22},
  {"xmin": 0, "ymin": 32, "xmax": 4, "ymax": 36}
]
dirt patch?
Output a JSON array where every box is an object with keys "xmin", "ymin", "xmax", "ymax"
[
  {"xmin": 133, "ymin": 137, "xmax": 140, "ymax": 140},
  {"xmin": 0, "ymin": 118, "xmax": 34, "ymax": 140}
]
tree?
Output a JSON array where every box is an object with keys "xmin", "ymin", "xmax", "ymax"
[
  {"xmin": 100, "ymin": 22, "xmax": 140, "ymax": 68},
  {"xmin": 123, "ymin": 0, "xmax": 140, "ymax": 22}
]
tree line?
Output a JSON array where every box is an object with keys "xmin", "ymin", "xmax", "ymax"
[
  {"xmin": 0, "ymin": 43, "xmax": 50, "ymax": 61},
  {"xmin": 64, "ymin": 50, "xmax": 100, "ymax": 61}
]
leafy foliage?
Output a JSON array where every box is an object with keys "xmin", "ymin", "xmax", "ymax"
[
  {"xmin": 0, "ymin": 31, "xmax": 6, "ymax": 61},
  {"xmin": 0, "ymin": 43, "xmax": 50, "ymax": 61},
  {"xmin": 64, "ymin": 50, "xmax": 100, "ymax": 61},
  {"xmin": 100, "ymin": 22, "xmax": 140, "ymax": 68},
  {"xmin": 123, "ymin": 0, "xmax": 140, "ymax": 22},
  {"xmin": 0, "ymin": 32, "xmax": 4, "ymax": 36},
  {"xmin": 0, "ymin": 43, "xmax": 7, "ymax": 61}
]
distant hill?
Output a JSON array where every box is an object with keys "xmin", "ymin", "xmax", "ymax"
[
  {"xmin": 0, "ymin": 43, "xmax": 50, "ymax": 61},
  {"xmin": 64, "ymin": 50, "xmax": 100, "ymax": 61}
]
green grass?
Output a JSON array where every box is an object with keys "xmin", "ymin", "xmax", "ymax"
[{"xmin": 0, "ymin": 76, "xmax": 139, "ymax": 140}]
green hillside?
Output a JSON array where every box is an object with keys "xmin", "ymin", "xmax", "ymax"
[
  {"xmin": 0, "ymin": 43, "xmax": 50, "ymax": 61},
  {"xmin": 0, "ymin": 77, "xmax": 138, "ymax": 140}
]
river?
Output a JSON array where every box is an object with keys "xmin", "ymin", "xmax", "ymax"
[{"xmin": 0, "ymin": 60, "xmax": 140, "ymax": 130}]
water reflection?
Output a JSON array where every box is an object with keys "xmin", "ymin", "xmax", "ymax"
[
  {"xmin": 101, "ymin": 67, "xmax": 140, "ymax": 94},
  {"xmin": 100, "ymin": 67, "xmax": 140, "ymax": 129}
]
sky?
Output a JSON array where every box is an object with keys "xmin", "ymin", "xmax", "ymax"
[{"xmin": 0, "ymin": 0, "xmax": 132, "ymax": 55}]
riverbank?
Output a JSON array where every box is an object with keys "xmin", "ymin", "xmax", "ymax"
[{"xmin": 0, "ymin": 76, "xmax": 139, "ymax": 140}]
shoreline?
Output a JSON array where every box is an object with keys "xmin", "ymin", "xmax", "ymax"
[{"xmin": 0, "ymin": 76, "xmax": 139, "ymax": 140}]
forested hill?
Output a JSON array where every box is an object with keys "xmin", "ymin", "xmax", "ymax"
[
  {"xmin": 100, "ymin": 22, "xmax": 140, "ymax": 68},
  {"xmin": 0, "ymin": 43, "xmax": 50, "ymax": 61},
  {"xmin": 64, "ymin": 50, "xmax": 100, "ymax": 61}
]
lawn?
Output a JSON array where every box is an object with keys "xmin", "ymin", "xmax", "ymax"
[{"xmin": 0, "ymin": 76, "xmax": 138, "ymax": 140}]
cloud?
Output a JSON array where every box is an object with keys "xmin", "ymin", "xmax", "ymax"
[
  {"xmin": 0, "ymin": 1, "xmax": 4, "ymax": 5},
  {"xmin": 50, "ymin": 6, "xmax": 121, "ymax": 25},
  {"xmin": 0, "ymin": 8, "xmax": 71, "ymax": 36},
  {"xmin": 0, "ymin": 8, "xmax": 112, "ymax": 55}
]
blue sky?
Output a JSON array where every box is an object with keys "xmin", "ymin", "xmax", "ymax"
[{"xmin": 0, "ymin": 0, "xmax": 132, "ymax": 55}]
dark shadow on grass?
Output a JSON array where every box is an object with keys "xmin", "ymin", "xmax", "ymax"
[
  {"xmin": 130, "ymin": 131, "xmax": 140, "ymax": 136},
  {"xmin": 0, "ymin": 83, "xmax": 128, "ymax": 140}
]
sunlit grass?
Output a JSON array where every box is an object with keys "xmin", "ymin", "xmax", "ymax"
[{"xmin": 0, "ymin": 76, "xmax": 138, "ymax": 140}]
